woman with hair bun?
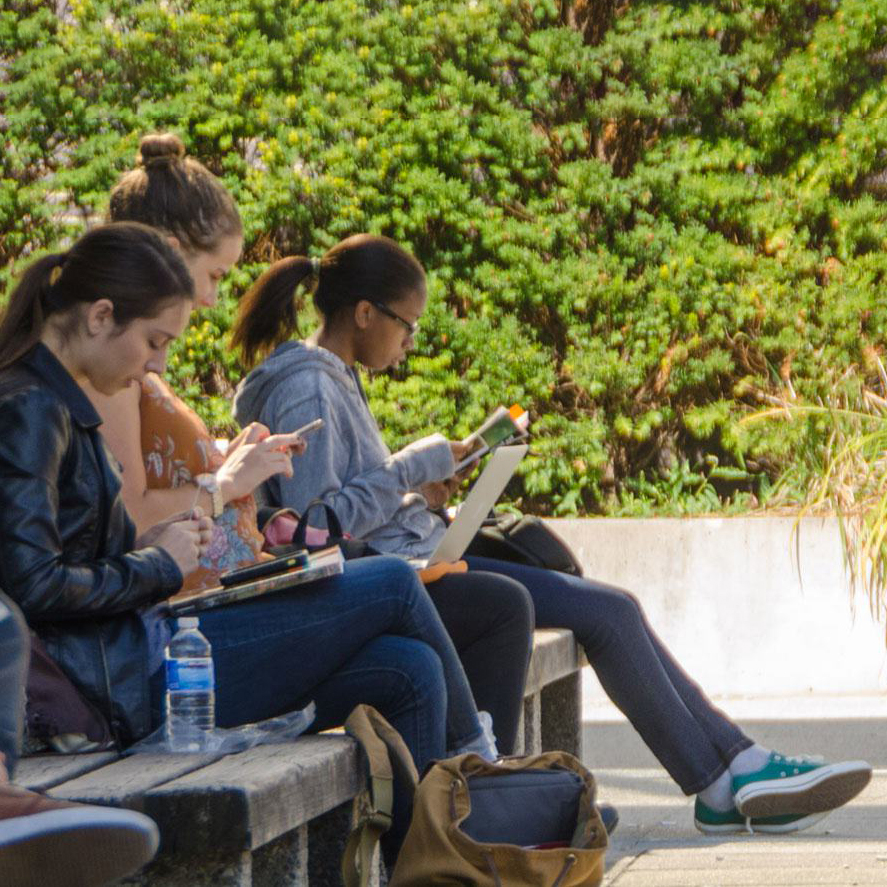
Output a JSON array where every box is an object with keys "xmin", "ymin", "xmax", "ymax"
[
  {"xmin": 96, "ymin": 136, "xmax": 534, "ymax": 760},
  {"xmin": 77, "ymin": 138, "xmax": 521, "ymax": 863},
  {"xmin": 95, "ymin": 134, "xmax": 275, "ymax": 556}
]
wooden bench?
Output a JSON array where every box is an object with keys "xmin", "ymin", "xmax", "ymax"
[{"xmin": 17, "ymin": 629, "xmax": 587, "ymax": 887}]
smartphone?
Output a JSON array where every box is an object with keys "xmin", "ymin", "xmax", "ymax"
[
  {"xmin": 219, "ymin": 549, "xmax": 309, "ymax": 586},
  {"xmin": 454, "ymin": 431, "xmax": 528, "ymax": 473},
  {"xmin": 294, "ymin": 418, "xmax": 324, "ymax": 438},
  {"xmin": 454, "ymin": 443, "xmax": 490, "ymax": 473}
]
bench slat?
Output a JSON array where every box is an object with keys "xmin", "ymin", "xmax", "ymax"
[
  {"xmin": 142, "ymin": 735, "xmax": 361, "ymax": 855},
  {"xmin": 525, "ymin": 629, "xmax": 586, "ymax": 696},
  {"xmin": 47, "ymin": 752, "xmax": 222, "ymax": 808},
  {"xmin": 29, "ymin": 628, "xmax": 584, "ymax": 876},
  {"xmin": 17, "ymin": 752, "xmax": 119, "ymax": 792}
]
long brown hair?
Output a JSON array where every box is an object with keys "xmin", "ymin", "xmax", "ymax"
[
  {"xmin": 108, "ymin": 133, "xmax": 241, "ymax": 253},
  {"xmin": 231, "ymin": 234, "xmax": 426, "ymax": 368},
  {"xmin": 0, "ymin": 222, "xmax": 193, "ymax": 370}
]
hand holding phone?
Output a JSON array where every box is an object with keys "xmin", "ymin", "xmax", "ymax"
[
  {"xmin": 454, "ymin": 443, "xmax": 489, "ymax": 474},
  {"xmin": 271, "ymin": 419, "xmax": 324, "ymax": 458},
  {"xmin": 293, "ymin": 418, "xmax": 324, "ymax": 440}
]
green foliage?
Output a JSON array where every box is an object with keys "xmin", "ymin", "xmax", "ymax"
[
  {"xmin": 2, "ymin": 0, "xmax": 887, "ymax": 514},
  {"xmin": 743, "ymin": 368, "xmax": 887, "ymax": 625}
]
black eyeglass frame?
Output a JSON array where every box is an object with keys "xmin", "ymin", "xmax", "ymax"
[{"xmin": 370, "ymin": 300, "xmax": 419, "ymax": 336}]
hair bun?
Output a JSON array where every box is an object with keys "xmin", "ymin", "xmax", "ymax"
[{"xmin": 136, "ymin": 133, "xmax": 186, "ymax": 168}]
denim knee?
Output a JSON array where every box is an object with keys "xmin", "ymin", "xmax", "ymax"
[
  {"xmin": 510, "ymin": 580, "xmax": 534, "ymax": 637},
  {"xmin": 372, "ymin": 555, "xmax": 427, "ymax": 610},
  {"xmin": 472, "ymin": 571, "xmax": 535, "ymax": 631},
  {"xmin": 386, "ymin": 638, "xmax": 447, "ymax": 712},
  {"xmin": 586, "ymin": 585, "xmax": 648, "ymax": 645}
]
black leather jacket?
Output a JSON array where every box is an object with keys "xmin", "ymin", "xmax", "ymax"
[{"xmin": 0, "ymin": 344, "xmax": 183, "ymax": 744}]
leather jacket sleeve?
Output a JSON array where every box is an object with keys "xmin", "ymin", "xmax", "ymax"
[{"xmin": 0, "ymin": 388, "xmax": 183, "ymax": 620}]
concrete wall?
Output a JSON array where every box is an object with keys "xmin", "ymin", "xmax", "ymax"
[{"xmin": 543, "ymin": 516, "xmax": 887, "ymax": 707}]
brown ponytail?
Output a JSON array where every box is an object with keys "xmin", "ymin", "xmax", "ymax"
[
  {"xmin": 0, "ymin": 223, "xmax": 193, "ymax": 370},
  {"xmin": 109, "ymin": 133, "xmax": 241, "ymax": 253},
  {"xmin": 231, "ymin": 257, "xmax": 315, "ymax": 368},
  {"xmin": 0, "ymin": 254, "xmax": 68, "ymax": 369},
  {"xmin": 233, "ymin": 234, "xmax": 426, "ymax": 368}
]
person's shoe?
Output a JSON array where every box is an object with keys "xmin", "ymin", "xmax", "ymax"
[
  {"xmin": 0, "ymin": 781, "xmax": 159, "ymax": 887},
  {"xmin": 693, "ymin": 798, "xmax": 829, "ymax": 835},
  {"xmin": 597, "ymin": 802, "xmax": 619, "ymax": 836},
  {"xmin": 732, "ymin": 752, "xmax": 871, "ymax": 819}
]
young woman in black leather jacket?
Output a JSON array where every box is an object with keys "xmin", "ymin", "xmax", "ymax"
[
  {"xmin": 0, "ymin": 223, "xmax": 206, "ymax": 742},
  {"xmin": 0, "ymin": 222, "xmax": 503, "ymax": 861}
]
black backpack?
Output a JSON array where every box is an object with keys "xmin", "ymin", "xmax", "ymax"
[{"xmin": 466, "ymin": 512, "xmax": 583, "ymax": 576}]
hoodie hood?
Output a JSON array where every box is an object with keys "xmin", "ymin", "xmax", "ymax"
[
  {"xmin": 233, "ymin": 340, "xmax": 361, "ymax": 428},
  {"xmin": 233, "ymin": 338, "xmax": 452, "ymax": 559}
]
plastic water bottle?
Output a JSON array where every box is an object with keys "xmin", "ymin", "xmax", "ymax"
[{"xmin": 165, "ymin": 616, "xmax": 215, "ymax": 751}]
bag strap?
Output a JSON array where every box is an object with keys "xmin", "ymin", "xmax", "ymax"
[
  {"xmin": 292, "ymin": 498, "xmax": 345, "ymax": 548},
  {"xmin": 256, "ymin": 505, "xmax": 299, "ymax": 533},
  {"xmin": 342, "ymin": 705, "xmax": 419, "ymax": 887}
]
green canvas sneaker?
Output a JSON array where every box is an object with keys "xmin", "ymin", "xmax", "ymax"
[
  {"xmin": 732, "ymin": 752, "xmax": 871, "ymax": 819},
  {"xmin": 693, "ymin": 798, "xmax": 828, "ymax": 835}
]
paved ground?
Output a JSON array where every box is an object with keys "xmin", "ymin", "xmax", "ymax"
[{"xmin": 582, "ymin": 696, "xmax": 887, "ymax": 886}]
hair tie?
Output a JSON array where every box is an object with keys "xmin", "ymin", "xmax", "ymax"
[
  {"xmin": 49, "ymin": 265, "xmax": 63, "ymax": 287},
  {"xmin": 309, "ymin": 256, "xmax": 321, "ymax": 277}
]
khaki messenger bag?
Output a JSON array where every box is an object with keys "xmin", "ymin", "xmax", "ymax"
[{"xmin": 342, "ymin": 705, "xmax": 607, "ymax": 887}]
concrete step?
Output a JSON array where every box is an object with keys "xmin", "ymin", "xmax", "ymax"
[
  {"xmin": 585, "ymin": 708, "xmax": 887, "ymax": 887},
  {"xmin": 583, "ymin": 694, "xmax": 887, "ymax": 770}
]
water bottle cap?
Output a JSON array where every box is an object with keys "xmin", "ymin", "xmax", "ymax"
[{"xmin": 177, "ymin": 616, "xmax": 199, "ymax": 629}]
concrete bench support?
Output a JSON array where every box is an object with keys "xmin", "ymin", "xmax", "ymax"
[
  {"xmin": 541, "ymin": 671, "xmax": 583, "ymax": 758},
  {"xmin": 515, "ymin": 628, "xmax": 586, "ymax": 758}
]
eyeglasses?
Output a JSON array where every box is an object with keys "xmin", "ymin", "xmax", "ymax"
[{"xmin": 371, "ymin": 301, "xmax": 419, "ymax": 336}]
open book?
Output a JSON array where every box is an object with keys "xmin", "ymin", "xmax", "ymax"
[{"xmin": 455, "ymin": 404, "xmax": 529, "ymax": 472}]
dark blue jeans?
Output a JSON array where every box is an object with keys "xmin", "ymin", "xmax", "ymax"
[
  {"xmin": 424, "ymin": 569, "xmax": 533, "ymax": 755},
  {"xmin": 0, "ymin": 591, "xmax": 28, "ymax": 778},
  {"xmin": 154, "ymin": 556, "xmax": 481, "ymax": 854},
  {"xmin": 465, "ymin": 557, "xmax": 752, "ymax": 795}
]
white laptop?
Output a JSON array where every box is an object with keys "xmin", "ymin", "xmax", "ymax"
[{"xmin": 413, "ymin": 444, "xmax": 528, "ymax": 569}]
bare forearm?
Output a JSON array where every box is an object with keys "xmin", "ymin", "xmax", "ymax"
[{"xmin": 122, "ymin": 483, "xmax": 215, "ymax": 536}]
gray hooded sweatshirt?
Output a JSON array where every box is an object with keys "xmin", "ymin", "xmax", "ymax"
[{"xmin": 233, "ymin": 340, "xmax": 453, "ymax": 559}]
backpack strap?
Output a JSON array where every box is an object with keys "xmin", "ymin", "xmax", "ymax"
[
  {"xmin": 342, "ymin": 705, "xmax": 419, "ymax": 887},
  {"xmin": 293, "ymin": 498, "xmax": 345, "ymax": 547}
]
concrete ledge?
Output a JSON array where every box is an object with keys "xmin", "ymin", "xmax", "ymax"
[{"xmin": 544, "ymin": 515, "xmax": 887, "ymax": 706}]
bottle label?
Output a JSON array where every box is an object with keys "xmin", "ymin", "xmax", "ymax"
[{"xmin": 166, "ymin": 657, "xmax": 215, "ymax": 692}]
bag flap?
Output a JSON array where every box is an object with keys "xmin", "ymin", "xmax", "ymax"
[{"xmin": 390, "ymin": 752, "xmax": 606, "ymax": 887}]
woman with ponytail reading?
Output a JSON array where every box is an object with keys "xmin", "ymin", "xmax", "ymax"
[{"xmin": 232, "ymin": 234, "xmax": 873, "ymax": 836}]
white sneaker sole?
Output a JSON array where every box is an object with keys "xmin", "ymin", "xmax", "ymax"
[
  {"xmin": 734, "ymin": 760, "xmax": 872, "ymax": 818},
  {"xmin": 694, "ymin": 810, "xmax": 829, "ymax": 835},
  {"xmin": 0, "ymin": 806, "xmax": 159, "ymax": 887}
]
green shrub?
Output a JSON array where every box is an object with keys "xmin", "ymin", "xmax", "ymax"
[{"xmin": 2, "ymin": 0, "xmax": 886, "ymax": 515}]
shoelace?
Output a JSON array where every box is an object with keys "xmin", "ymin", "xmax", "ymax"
[{"xmin": 772, "ymin": 752, "xmax": 825, "ymax": 766}]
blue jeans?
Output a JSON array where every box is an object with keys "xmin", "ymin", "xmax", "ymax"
[
  {"xmin": 154, "ymin": 556, "xmax": 481, "ymax": 853},
  {"xmin": 466, "ymin": 557, "xmax": 752, "ymax": 794},
  {"xmin": 0, "ymin": 591, "xmax": 28, "ymax": 778},
  {"xmin": 424, "ymin": 569, "xmax": 533, "ymax": 754}
]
